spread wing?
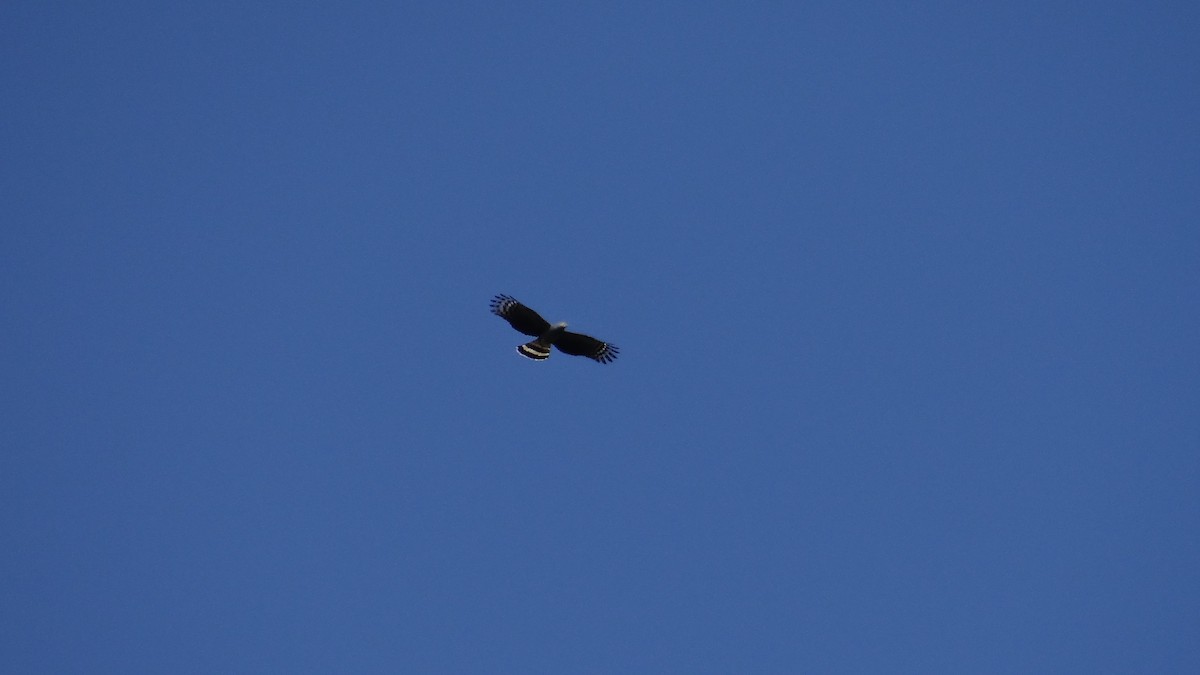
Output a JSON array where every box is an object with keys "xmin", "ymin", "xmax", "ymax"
[
  {"xmin": 555, "ymin": 331, "xmax": 619, "ymax": 364},
  {"xmin": 490, "ymin": 294, "xmax": 551, "ymax": 337}
]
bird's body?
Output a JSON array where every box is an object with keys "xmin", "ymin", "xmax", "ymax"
[{"xmin": 490, "ymin": 295, "xmax": 619, "ymax": 364}]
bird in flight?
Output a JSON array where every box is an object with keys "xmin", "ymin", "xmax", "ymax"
[{"xmin": 490, "ymin": 294, "xmax": 619, "ymax": 364}]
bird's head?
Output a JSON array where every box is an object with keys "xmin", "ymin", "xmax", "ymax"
[{"xmin": 554, "ymin": 321, "xmax": 568, "ymax": 329}]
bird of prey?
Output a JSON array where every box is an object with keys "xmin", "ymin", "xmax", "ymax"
[{"xmin": 490, "ymin": 294, "xmax": 619, "ymax": 364}]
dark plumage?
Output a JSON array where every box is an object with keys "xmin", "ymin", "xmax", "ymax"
[{"xmin": 490, "ymin": 294, "xmax": 619, "ymax": 364}]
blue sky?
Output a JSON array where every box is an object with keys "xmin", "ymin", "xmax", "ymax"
[{"xmin": 2, "ymin": 1, "xmax": 1197, "ymax": 672}]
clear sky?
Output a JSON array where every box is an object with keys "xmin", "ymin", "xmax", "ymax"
[{"xmin": 3, "ymin": 2, "xmax": 1197, "ymax": 673}]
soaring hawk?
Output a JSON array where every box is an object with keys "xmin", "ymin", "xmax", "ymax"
[{"xmin": 490, "ymin": 294, "xmax": 619, "ymax": 364}]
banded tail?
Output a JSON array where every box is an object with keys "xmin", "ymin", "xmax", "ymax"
[{"xmin": 517, "ymin": 340, "xmax": 552, "ymax": 360}]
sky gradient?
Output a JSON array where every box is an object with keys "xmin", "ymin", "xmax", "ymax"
[{"xmin": 3, "ymin": 2, "xmax": 1198, "ymax": 673}]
